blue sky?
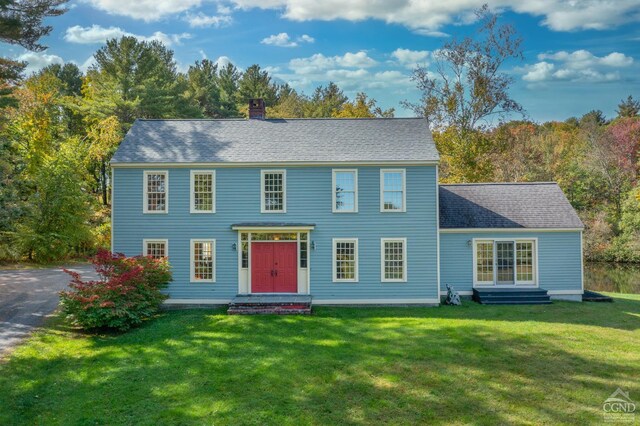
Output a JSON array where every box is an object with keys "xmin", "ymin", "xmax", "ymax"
[{"xmin": 2, "ymin": 0, "xmax": 640, "ymax": 121}]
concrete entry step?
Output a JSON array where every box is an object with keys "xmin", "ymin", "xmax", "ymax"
[{"xmin": 228, "ymin": 295, "xmax": 312, "ymax": 315}]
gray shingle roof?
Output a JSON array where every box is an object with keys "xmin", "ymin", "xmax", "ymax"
[
  {"xmin": 111, "ymin": 118, "xmax": 438, "ymax": 164},
  {"xmin": 439, "ymin": 183, "xmax": 583, "ymax": 229}
]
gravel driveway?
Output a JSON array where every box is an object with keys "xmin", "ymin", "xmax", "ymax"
[{"xmin": 0, "ymin": 265, "xmax": 96, "ymax": 356}]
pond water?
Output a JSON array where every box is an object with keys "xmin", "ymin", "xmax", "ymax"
[{"xmin": 584, "ymin": 262, "xmax": 640, "ymax": 294}]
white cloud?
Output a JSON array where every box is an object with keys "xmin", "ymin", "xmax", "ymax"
[
  {"xmin": 261, "ymin": 32, "xmax": 297, "ymax": 47},
  {"xmin": 64, "ymin": 25, "xmax": 191, "ymax": 46},
  {"xmin": 261, "ymin": 32, "xmax": 315, "ymax": 47},
  {"xmin": 214, "ymin": 56, "xmax": 233, "ymax": 69},
  {"xmin": 600, "ymin": 52, "xmax": 635, "ymax": 67},
  {"xmin": 78, "ymin": 55, "xmax": 97, "ymax": 72},
  {"xmin": 289, "ymin": 51, "xmax": 376, "ymax": 74},
  {"xmin": 339, "ymin": 51, "xmax": 377, "ymax": 67},
  {"xmin": 274, "ymin": 49, "xmax": 414, "ymax": 96},
  {"xmin": 326, "ymin": 68, "xmax": 369, "ymax": 79},
  {"xmin": 64, "ymin": 25, "xmax": 127, "ymax": 43},
  {"xmin": 522, "ymin": 50, "xmax": 634, "ymax": 83},
  {"xmin": 538, "ymin": 50, "xmax": 634, "ymax": 69},
  {"xmin": 217, "ymin": 4, "xmax": 233, "ymax": 14},
  {"xmin": 17, "ymin": 51, "xmax": 64, "ymax": 74},
  {"xmin": 228, "ymin": 0, "xmax": 640, "ymax": 32},
  {"xmin": 391, "ymin": 48, "xmax": 429, "ymax": 69},
  {"xmin": 413, "ymin": 29, "xmax": 450, "ymax": 38},
  {"xmin": 82, "ymin": 0, "xmax": 202, "ymax": 21},
  {"xmin": 185, "ymin": 12, "xmax": 232, "ymax": 28},
  {"xmin": 522, "ymin": 61, "xmax": 555, "ymax": 82},
  {"xmin": 298, "ymin": 34, "xmax": 314, "ymax": 43}
]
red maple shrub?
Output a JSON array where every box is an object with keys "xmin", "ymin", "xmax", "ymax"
[{"xmin": 60, "ymin": 249, "xmax": 172, "ymax": 331}]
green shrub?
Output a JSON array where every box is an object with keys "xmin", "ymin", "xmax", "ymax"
[{"xmin": 60, "ymin": 250, "xmax": 172, "ymax": 331}]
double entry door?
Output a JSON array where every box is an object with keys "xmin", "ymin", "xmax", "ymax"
[{"xmin": 251, "ymin": 242, "xmax": 298, "ymax": 293}]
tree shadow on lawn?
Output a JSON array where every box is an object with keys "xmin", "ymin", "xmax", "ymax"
[
  {"xmin": 1, "ymin": 303, "xmax": 639, "ymax": 425},
  {"xmin": 318, "ymin": 295, "xmax": 640, "ymax": 331}
]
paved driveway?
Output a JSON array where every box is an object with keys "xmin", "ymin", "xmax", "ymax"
[{"xmin": 0, "ymin": 265, "xmax": 96, "ymax": 355}]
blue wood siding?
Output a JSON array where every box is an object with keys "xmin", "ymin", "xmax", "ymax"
[
  {"xmin": 439, "ymin": 231, "xmax": 583, "ymax": 293},
  {"xmin": 112, "ymin": 166, "xmax": 439, "ymax": 301}
]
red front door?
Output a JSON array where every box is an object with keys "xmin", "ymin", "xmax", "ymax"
[{"xmin": 251, "ymin": 242, "xmax": 298, "ymax": 293}]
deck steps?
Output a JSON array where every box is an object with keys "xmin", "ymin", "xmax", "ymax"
[
  {"xmin": 472, "ymin": 288, "xmax": 551, "ymax": 305},
  {"xmin": 228, "ymin": 295, "xmax": 312, "ymax": 315}
]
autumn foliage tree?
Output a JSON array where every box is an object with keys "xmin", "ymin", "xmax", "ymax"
[{"xmin": 405, "ymin": 5, "xmax": 524, "ymax": 182}]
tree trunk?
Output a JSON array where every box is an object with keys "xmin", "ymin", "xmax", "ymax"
[{"xmin": 101, "ymin": 160, "xmax": 108, "ymax": 206}]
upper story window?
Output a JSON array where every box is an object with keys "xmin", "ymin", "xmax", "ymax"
[
  {"xmin": 333, "ymin": 169, "xmax": 358, "ymax": 213},
  {"xmin": 474, "ymin": 239, "xmax": 537, "ymax": 286},
  {"xmin": 261, "ymin": 170, "xmax": 286, "ymax": 213},
  {"xmin": 381, "ymin": 238, "xmax": 407, "ymax": 282},
  {"xmin": 144, "ymin": 239, "xmax": 168, "ymax": 259},
  {"xmin": 380, "ymin": 169, "xmax": 406, "ymax": 212},
  {"xmin": 144, "ymin": 171, "xmax": 168, "ymax": 213},
  {"xmin": 190, "ymin": 170, "xmax": 215, "ymax": 213}
]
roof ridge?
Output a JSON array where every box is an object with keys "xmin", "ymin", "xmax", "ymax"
[{"xmin": 440, "ymin": 182, "xmax": 558, "ymax": 186}]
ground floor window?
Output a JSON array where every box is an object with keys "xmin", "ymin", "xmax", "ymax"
[
  {"xmin": 381, "ymin": 238, "xmax": 407, "ymax": 282},
  {"xmin": 143, "ymin": 239, "xmax": 167, "ymax": 259},
  {"xmin": 474, "ymin": 239, "xmax": 536, "ymax": 286},
  {"xmin": 333, "ymin": 238, "xmax": 358, "ymax": 282},
  {"xmin": 191, "ymin": 239, "xmax": 215, "ymax": 282}
]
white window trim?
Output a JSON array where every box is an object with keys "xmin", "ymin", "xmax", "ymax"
[
  {"xmin": 142, "ymin": 239, "xmax": 168, "ymax": 258},
  {"xmin": 190, "ymin": 239, "xmax": 216, "ymax": 283},
  {"xmin": 190, "ymin": 170, "xmax": 216, "ymax": 214},
  {"xmin": 332, "ymin": 238, "xmax": 359, "ymax": 283},
  {"xmin": 381, "ymin": 238, "xmax": 408, "ymax": 282},
  {"xmin": 472, "ymin": 239, "xmax": 495, "ymax": 286},
  {"xmin": 380, "ymin": 169, "xmax": 406, "ymax": 213},
  {"xmin": 472, "ymin": 237, "xmax": 539, "ymax": 287},
  {"xmin": 332, "ymin": 169, "xmax": 358, "ymax": 213},
  {"xmin": 260, "ymin": 169, "xmax": 287, "ymax": 213},
  {"xmin": 143, "ymin": 170, "xmax": 169, "ymax": 214}
]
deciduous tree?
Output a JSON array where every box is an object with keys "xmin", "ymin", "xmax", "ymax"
[
  {"xmin": 405, "ymin": 5, "xmax": 524, "ymax": 182},
  {"xmin": 332, "ymin": 92, "xmax": 394, "ymax": 118}
]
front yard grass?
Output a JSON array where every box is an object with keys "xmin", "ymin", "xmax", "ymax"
[{"xmin": 1, "ymin": 294, "xmax": 639, "ymax": 425}]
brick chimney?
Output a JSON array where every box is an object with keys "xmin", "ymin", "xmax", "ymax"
[{"xmin": 248, "ymin": 98, "xmax": 266, "ymax": 120}]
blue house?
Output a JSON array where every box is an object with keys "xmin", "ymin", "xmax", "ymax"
[{"xmin": 111, "ymin": 100, "xmax": 584, "ymax": 306}]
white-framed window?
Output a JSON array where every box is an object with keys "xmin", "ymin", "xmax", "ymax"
[
  {"xmin": 190, "ymin": 170, "xmax": 215, "ymax": 213},
  {"xmin": 381, "ymin": 238, "xmax": 407, "ymax": 282},
  {"xmin": 473, "ymin": 238, "xmax": 537, "ymax": 286},
  {"xmin": 261, "ymin": 170, "xmax": 286, "ymax": 213},
  {"xmin": 380, "ymin": 169, "xmax": 406, "ymax": 212},
  {"xmin": 333, "ymin": 238, "xmax": 358, "ymax": 282},
  {"xmin": 191, "ymin": 239, "xmax": 216, "ymax": 282},
  {"xmin": 332, "ymin": 169, "xmax": 358, "ymax": 213},
  {"xmin": 143, "ymin": 171, "xmax": 168, "ymax": 213},
  {"xmin": 143, "ymin": 239, "xmax": 168, "ymax": 259}
]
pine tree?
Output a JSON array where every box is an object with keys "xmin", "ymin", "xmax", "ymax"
[
  {"xmin": 306, "ymin": 82, "xmax": 348, "ymax": 117},
  {"xmin": 237, "ymin": 64, "xmax": 278, "ymax": 108},
  {"xmin": 217, "ymin": 62, "xmax": 241, "ymax": 117},
  {"xmin": 186, "ymin": 59, "xmax": 223, "ymax": 118},
  {"xmin": 0, "ymin": 0, "xmax": 68, "ymax": 108},
  {"xmin": 616, "ymin": 95, "xmax": 640, "ymax": 118}
]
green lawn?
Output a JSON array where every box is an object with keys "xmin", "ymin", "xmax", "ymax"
[{"xmin": 1, "ymin": 295, "xmax": 639, "ymax": 425}]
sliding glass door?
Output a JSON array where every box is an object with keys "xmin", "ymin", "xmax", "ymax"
[
  {"xmin": 496, "ymin": 241, "xmax": 515, "ymax": 284},
  {"xmin": 475, "ymin": 239, "xmax": 536, "ymax": 286}
]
